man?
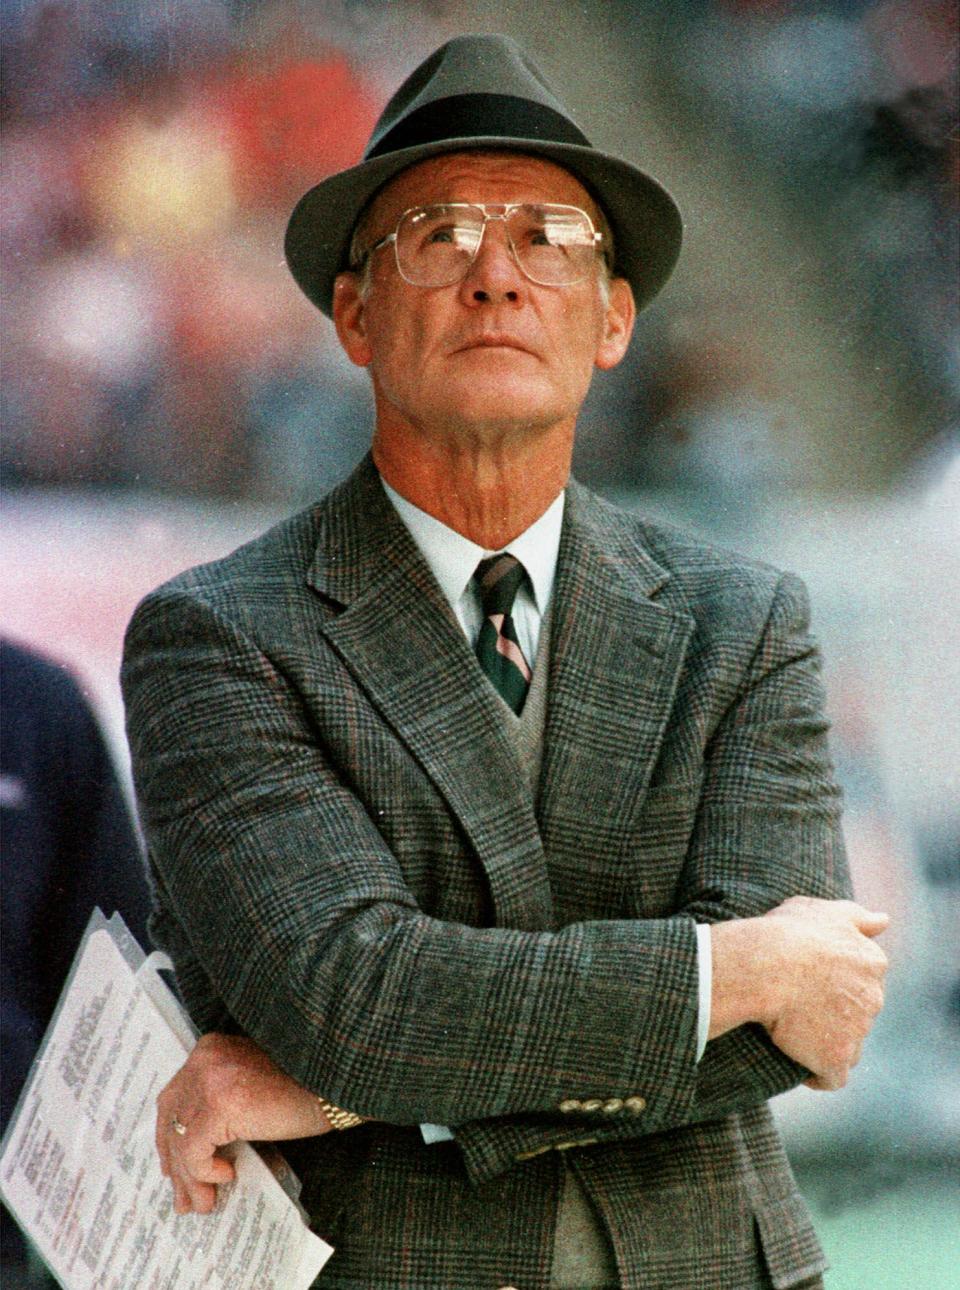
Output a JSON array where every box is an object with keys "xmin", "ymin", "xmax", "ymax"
[
  {"xmin": 2, "ymin": 639, "xmax": 150, "ymax": 1288},
  {"xmin": 122, "ymin": 35, "xmax": 888, "ymax": 1290}
]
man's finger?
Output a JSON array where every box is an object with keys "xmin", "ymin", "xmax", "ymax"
[
  {"xmin": 169, "ymin": 1151, "xmax": 221, "ymax": 1215},
  {"xmin": 804, "ymin": 1068, "xmax": 847, "ymax": 1092},
  {"xmin": 182, "ymin": 1149, "xmax": 236, "ymax": 1187},
  {"xmin": 171, "ymin": 1175, "xmax": 192, "ymax": 1215},
  {"xmin": 853, "ymin": 909, "xmax": 890, "ymax": 937},
  {"xmin": 804, "ymin": 1074, "xmax": 834, "ymax": 1091},
  {"xmin": 180, "ymin": 1175, "xmax": 219, "ymax": 1215},
  {"xmin": 155, "ymin": 1112, "xmax": 171, "ymax": 1178},
  {"xmin": 166, "ymin": 1115, "xmax": 235, "ymax": 1183}
]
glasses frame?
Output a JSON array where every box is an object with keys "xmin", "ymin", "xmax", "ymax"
[{"xmin": 357, "ymin": 202, "xmax": 605, "ymax": 288}]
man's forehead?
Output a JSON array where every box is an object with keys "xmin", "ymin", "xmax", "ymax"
[{"xmin": 364, "ymin": 150, "xmax": 602, "ymax": 228}]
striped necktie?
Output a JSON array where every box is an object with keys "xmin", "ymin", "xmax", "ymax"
[{"xmin": 474, "ymin": 553, "xmax": 532, "ymax": 714}]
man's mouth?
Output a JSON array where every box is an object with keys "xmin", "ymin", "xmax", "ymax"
[{"xmin": 456, "ymin": 334, "xmax": 535, "ymax": 355}]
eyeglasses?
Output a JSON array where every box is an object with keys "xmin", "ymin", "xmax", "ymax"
[{"xmin": 356, "ymin": 203, "xmax": 605, "ymax": 288}]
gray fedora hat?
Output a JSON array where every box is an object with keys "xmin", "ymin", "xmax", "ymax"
[{"xmin": 284, "ymin": 34, "xmax": 682, "ymax": 317}]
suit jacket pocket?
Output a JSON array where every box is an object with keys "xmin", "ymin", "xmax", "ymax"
[
  {"xmin": 754, "ymin": 1191, "xmax": 828, "ymax": 1289},
  {"xmin": 283, "ymin": 1125, "xmax": 378, "ymax": 1246}
]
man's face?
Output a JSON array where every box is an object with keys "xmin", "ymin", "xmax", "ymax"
[{"xmin": 333, "ymin": 152, "xmax": 635, "ymax": 446}]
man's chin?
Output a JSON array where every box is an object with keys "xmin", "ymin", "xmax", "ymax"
[
  {"xmin": 437, "ymin": 388, "xmax": 571, "ymax": 438},
  {"xmin": 444, "ymin": 409, "xmax": 562, "ymax": 441}
]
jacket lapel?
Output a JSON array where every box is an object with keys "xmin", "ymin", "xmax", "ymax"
[
  {"xmin": 305, "ymin": 458, "xmax": 555, "ymax": 932},
  {"xmin": 537, "ymin": 483, "xmax": 695, "ymax": 886}
]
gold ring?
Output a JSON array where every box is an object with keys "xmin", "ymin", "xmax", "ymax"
[{"xmin": 171, "ymin": 1116, "xmax": 188, "ymax": 1136}]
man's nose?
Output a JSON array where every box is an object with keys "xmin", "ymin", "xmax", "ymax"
[{"xmin": 458, "ymin": 221, "xmax": 524, "ymax": 305}]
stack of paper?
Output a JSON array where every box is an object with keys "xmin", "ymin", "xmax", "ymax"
[{"xmin": 0, "ymin": 912, "xmax": 333, "ymax": 1289}]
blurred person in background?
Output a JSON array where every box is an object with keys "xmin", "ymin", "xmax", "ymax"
[
  {"xmin": 121, "ymin": 36, "xmax": 889, "ymax": 1290},
  {"xmin": 1, "ymin": 639, "xmax": 150, "ymax": 1288}
]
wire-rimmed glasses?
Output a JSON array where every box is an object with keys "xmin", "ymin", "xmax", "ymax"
[{"xmin": 357, "ymin": 203, "xmax": 605, "ymax": 288}]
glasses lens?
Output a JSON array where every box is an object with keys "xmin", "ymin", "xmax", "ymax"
[
  {"xmin": 507, "ymin": 206, "xmax": 598, "ymax": 285},
  {"xmin": 395, "ymin": 205, "xmax": 485, "ymax": 287},
  {"xmin": 392, "ymin": 204, "xmax": 600, "ymax": 287}
]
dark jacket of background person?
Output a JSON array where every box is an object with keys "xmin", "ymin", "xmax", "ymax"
[{"xmin": 1, "ymin": 638, "xmax": 150, "ymax": 1279}]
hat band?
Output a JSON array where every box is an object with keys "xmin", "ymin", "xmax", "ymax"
[{"xmin": 365, "ymin": 92, "xmax": 591, "ymax": 161}]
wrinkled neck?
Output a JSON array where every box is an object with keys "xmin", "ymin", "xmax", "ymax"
[{"xmin": 372, "ymin": 418, "xmax": 572, "ymax": 548}]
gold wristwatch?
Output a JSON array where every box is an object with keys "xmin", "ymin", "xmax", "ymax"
[{"xmin": 317, "ymin": 1097, "xmax": 364, "ymax": 1130}]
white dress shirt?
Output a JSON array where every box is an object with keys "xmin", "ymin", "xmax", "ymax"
[
  {"xmin": 380, "ymin": 478, "xmax": 711, "ymax": 1144},
  {"xmin": 383, "ymin": 478, "xmax": 563, "ymax": 668}
]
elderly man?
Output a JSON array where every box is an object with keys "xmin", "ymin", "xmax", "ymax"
[{"xmin": 122, "ymin": 35, "xmax": 887, "ymax": 1290}]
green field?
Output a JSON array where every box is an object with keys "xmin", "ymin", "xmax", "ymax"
[{"xmin": 796, "ymin": 1165, "xmax": 960, "ymax": 1290}]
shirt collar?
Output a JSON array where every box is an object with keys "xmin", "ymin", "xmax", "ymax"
[{"xmin": 381, "ymin": 476, "xmax": 564, "ymax": 614}]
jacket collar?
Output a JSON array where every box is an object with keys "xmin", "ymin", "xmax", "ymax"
[{"xmin": 305, "ymin": 457, "xmax": 675, "ymax": 607}]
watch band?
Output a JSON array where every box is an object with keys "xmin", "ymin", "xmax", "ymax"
[{"xmin": 317, "ymin": 1097, "xmax": 364, "ymax": 1131}]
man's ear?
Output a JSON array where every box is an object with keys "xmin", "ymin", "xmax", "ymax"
[
  {"xmin": 332, "ymin": 272, "xmax": 373, "ymax": 367},
  {"xmin": 594, "ymin": 276, "xmax": 636, "ymax": 371}
]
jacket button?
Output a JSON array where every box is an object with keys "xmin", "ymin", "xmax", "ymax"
[
  {"xmin": 515, "ymin": 1143, "xmax": 552, "ymax": 1160},
  {"xmin": 625, "ymin": 1095, "xmax": 647, "ymax": 1114},
  {"xmin": 558, "ymin": 1098, "xmax": 581, "ymax": 1113},
  {"xmin": 580, "ymin": 1098, "xmax": 603, "ymax": 1112},
  {"xmin": 602, "ymin": 1097, "xmax": 624, "ymax": 1114},
  {"xmin": 556, "ymin": 1137, "xmax": 598, "ymax": 1151}
]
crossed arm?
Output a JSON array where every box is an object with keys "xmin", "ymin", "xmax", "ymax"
[
  {"xmin": 154, "ymin": 897, "xmax": 887, "ymax": 1213},
  {"xmin": 123, "ymin": 576, "xmax": 888, "ymax": 1215}
]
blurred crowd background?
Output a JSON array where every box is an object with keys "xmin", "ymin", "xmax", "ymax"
[
  {"xmin": 2, "ymin": 1, "xmax": 958, "ymax": 1286},
  {"xmin": 2, "ymin": 0, "xmax": 958, "ymax": 501}
]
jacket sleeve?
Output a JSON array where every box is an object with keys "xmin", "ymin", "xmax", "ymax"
[
  {"xmin": 452, "ymin": 571, "xmax": 852, "ymax": 1182},
  {"xmin": 122, "ymin": 586, "xmax": 703, "ymax": 1136},
  {"xmin": 673, "ymin": 569, "xmax": 852, "ymax": 1110}
]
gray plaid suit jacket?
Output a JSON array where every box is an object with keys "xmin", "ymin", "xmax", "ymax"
[{"xmin": 122, "ymin": 455, "xmax": 848, "ymax": 1289}]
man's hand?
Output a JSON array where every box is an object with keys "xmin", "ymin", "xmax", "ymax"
[
  {"xmin": 762, "ymin": 897, "xmax": 889, "ymax": 1089},
  {"xmin": 155, "ymin": 1033, "xmax": 337, "ymax": 1215},
  {"xmin": 709, "ymin": 897, "xmax": 889, "ymax": 1091}
]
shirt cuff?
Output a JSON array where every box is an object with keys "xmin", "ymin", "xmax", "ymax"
[
  {"xmin": 420, "ymin": 1122, "xmax": 455, "ymax": 1144},
  {"xmin": 695, "ymin": 922, "xmax": 712, "ymax": 1061}
]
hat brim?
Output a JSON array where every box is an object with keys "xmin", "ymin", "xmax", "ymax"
[{"xmin": 284, "ymin": 136, "xmax": 682, "ymax": 317}]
